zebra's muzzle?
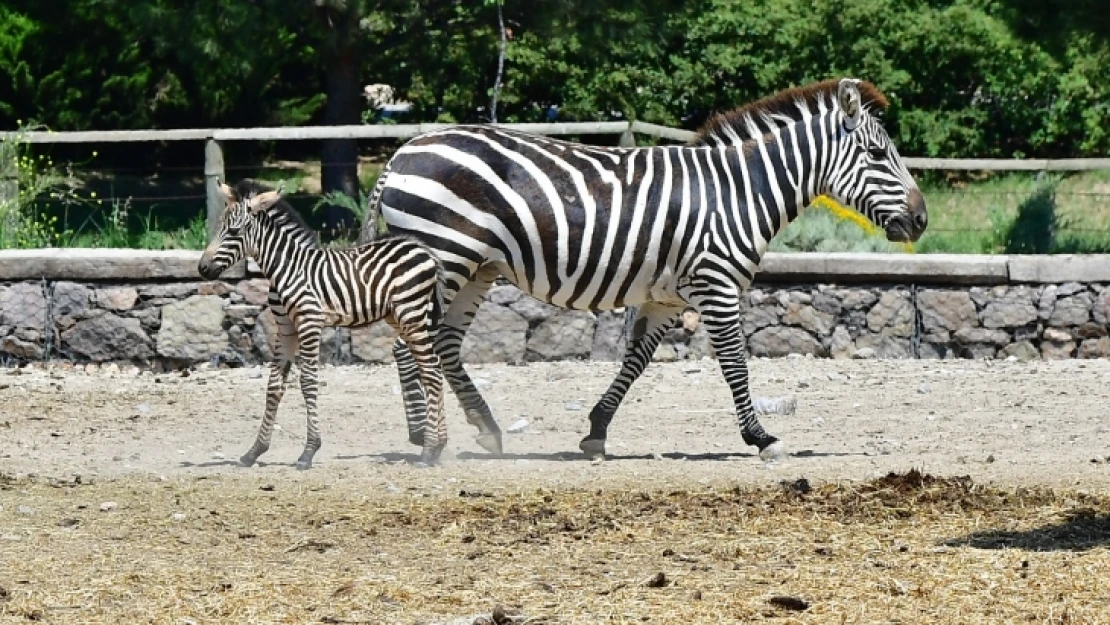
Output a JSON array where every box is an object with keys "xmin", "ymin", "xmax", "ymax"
[
  {"xmin": 197, "ymin": 256, "xmax": 225, "ymax": 280},
  {"xmin": 885, "ymin": 189, "xmax": 928, "ymax": 243}
]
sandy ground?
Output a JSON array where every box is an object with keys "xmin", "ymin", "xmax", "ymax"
[
  {"xmin": 2, "ymin": 358, "xmax": 1110, "ymax": 624},
  {"xmin": 1, "ymin": 357, "xmax": 1108, "ymax": 490}
]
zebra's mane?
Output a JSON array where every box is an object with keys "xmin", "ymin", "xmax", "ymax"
[
  {"xmin": 231, "ymin": 178, "xmax": 320, "ymax": 248},
  {"xmin": 692, "ymin": 78, "xmax": 889, "ymax": 146}
]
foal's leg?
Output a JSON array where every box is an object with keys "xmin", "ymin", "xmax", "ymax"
[
  {"xmin": 392, "ymin": 336, "xmax": 429, "ymax": 447},
  {"xmin": 241, "ymin": 296, "xmax": 298, "ymax": 467},
  {"xmin": 293, "ymin": 317, "xmax": 326, "ymax": 470}
]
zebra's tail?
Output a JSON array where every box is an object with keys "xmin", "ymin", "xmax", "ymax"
[{"xmin": 359, "ymin": 161, "xmax": 393, "ymax": 244}]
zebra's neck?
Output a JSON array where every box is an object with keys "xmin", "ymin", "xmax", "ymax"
[
  {"xmin": 248, "ymin": 212, "xmax": 322, "ymax": 282},
  {"xmin": 711, "ymin": 113, "xmax": 840, "ymax": 261}
]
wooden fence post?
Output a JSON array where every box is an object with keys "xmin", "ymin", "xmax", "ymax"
[
  {"xmin": 619, "ymin": 123, "xmax": 636, "ymax": 148},
  {"xmin": 1, "ymin": 142, "xmax": 18, "ymax": 237},
  {"xmin": 204, "ymin": 138, "xmax": 225, "ymax": 237}
]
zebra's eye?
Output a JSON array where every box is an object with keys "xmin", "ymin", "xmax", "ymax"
[
  {"xmin": 227, "ymin": 227, "xmax": 240, "ymax": 236},
  {"xmin": 868, "ymin": 146, "xmax": 887, "ymax": 161}
]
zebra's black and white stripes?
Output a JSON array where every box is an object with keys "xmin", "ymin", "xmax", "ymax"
[
  {"xmin": 198, "ymin": 179, "xmax": 449, "ymax": 468},
  {"xmin": 364, "ymin": 77, "xmax": 927, "ymax": 461}
]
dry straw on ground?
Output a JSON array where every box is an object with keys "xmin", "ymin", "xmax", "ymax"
[{"xmin": 2, "ymin": 469, "xmax": 1109, "ymax": 624}]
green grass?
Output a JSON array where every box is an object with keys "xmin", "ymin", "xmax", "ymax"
[{"xmin": 773, "ymin": 170, "xmax": 1110, "ymax": 254}]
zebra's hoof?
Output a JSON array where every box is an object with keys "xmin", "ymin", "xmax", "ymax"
[
  {"xmin": 418, "ymin": 447, "xmax": 444, "ymax": 467},
  {"xmin": 295, "ymin": 460, "xmax": 313, "ymax": 471},
  {"xmin": 239, "ymin": 455, "xmax": 257, "ymax": 468},
  {"xmin": 475, "ymin": 433, "xmax": 502, "ymax": 456},
  {"xmin": 578, "ymin": 438, "xmax": 607, "ymax": 461},
  {"xmin": 759, "ymin": 441, "xmax": 787, "ymax": 463}
]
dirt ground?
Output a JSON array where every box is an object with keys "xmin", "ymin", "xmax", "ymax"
[{"xmin": 2, "ymin": 358, "xmax": 1110, "ymax": 624}]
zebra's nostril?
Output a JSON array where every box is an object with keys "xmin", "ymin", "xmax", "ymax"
[{"xmin": 915, "ymin": 213, "xmax": 928, "ymax": 229}]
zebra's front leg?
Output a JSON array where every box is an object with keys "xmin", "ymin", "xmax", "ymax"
[
  {"xmin": 241, "ymin": 300, "xmax": 297, "ymax": 467},
  {"xmin": 392, "ymin": 337, "xmax": 429, "ymax": 447},
  {"xmin": 579, "ymin": 303, "xmax": 683, "ymax": 460},
  {"xmin": 687, "ymin": 288, "xmax": 786, "ymax": 462},
  {"xmin": 294, "ymin": 319, "xmax": 325, "ymax": 470}
]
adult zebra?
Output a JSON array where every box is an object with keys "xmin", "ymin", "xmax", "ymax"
[{"xmin": 361, "ymin": 77, "xmax": 927, "ymax": 462}]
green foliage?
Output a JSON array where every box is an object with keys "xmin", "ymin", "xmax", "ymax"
[{"xmin": 771, "ymin": 207, "xmax": 908, "ymax": 254}]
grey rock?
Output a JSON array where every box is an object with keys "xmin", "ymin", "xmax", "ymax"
[
  {"xmin": 742, "ymin": 305, "xmax": 780, "ymax": 336},
  {"xmin": 1056, "ymin": 282, "xmax": 1086, "ymax": 297},
  {"xmin": 812, "ymin": 292, "xmax": 843, "ymax": 316},
  {"xmin": 319, "ymin": 327, "xmax": 350, "ymax": 364},
  {"xmin": 253, "ymin": 309, "xmax": 278, "ymax": 361},
  {"xmin": 199, "ymin": 281, "xmax": 234, "ymax": 296},
  {"xmin": 351, "ymin": 322, "xmax": 398, "ymax": 364},
  {"xmin": 999, "ymin": 341, "xmax": 1039, "ymax": 362},
  {"xmin": 461, "ymin": 304, "xmax": 528, "ymax": 363},
  {"xmin": 235, "ymin": 279, "xmax": 271, "ymax": 306},
  {"xmin": 528, "ymin": 311, "xmax": 597, "ymax": 360},
  {"xmin": 1077, "ymin": 322, "xmax": 1108, "ymax": 339},
  {"xmin": 838, "ymin": 289, "xmax": 879, "ymax": 311},
  {"xmin": 156, "ymin": 295, "xmax": 228, "ymax": 361},
  {"xmin": 61, "ymin": 312, "xmax": 153, "ymax": 361},
  {"xmin": 1093, "ymin": 289, "xmax": 1110, "ymax": 325},
  {"xmin": 1078, "ymin": 337, "xmax": 1110, "ymax": 359},
  {"xmin": 141, "ymin": 283, "xmax": 198, "ymax": 299},
  {"xmin": 0, "ymin": 283, "xmax": 46, "ymax": 329},
  {"xmin": 128, "ymin": 308, "xmax": 161, "ymax": 331},
  {"xmin": 969, "ymin": 287, "xmax": 990, "ymax": 308},
  {"xmin": 486, "ymin": 284, "xmax": 523, "ymax": 306},
  {"xmin": 962, "ymin": 344, "xmax": 997, "ymax": 359},
  {"xmin": 829, "ymin": 325, "xmax": 853, "ymax": 359},
  {"xmin": 865, "ymin": 290, "xmax": 914, "ymax": 337},
  {"xmin": 0, "ymin": 335, "xmax": 43, "ymax": 359},
  {"xmin": 854, "ymin": 332, "xmax": 913, "ymax": 359},
  {"xmin": 1043, "ymin": 327, "xmax": 1072, "ymax": 342},
  {"xmin": 1038, "ymin": 285, "xmax": 1058, "ymax": 321},
  {"xmin": 783, "ymin": 302, "xmax": 834, "ymax": 336},
  {"xmin": 225, "ymin": 304, "xmax": 261, "ymax": 324},
  {"xmin": 748, "ymin": 327, "xmax": 826, "ymax": 358},
  {"xmin": 94, "ymin": 287, "xmax": 138, "ymax": 312},
  {"xmin": 1041, "ymin": 340, "xmax": 1076, "ymax": 360},
  {"xmin": 52, "ymin": 282, "xmax": 90, "ymax": 318},
  {"xmin": 981, "ymin": 287, "xmax": 1039, "ymax": 329},
  {"xmin": 918, "ymin": 290, "xmax": 978, "ymax": 333},
  {"xmin": 591, "ymin": 310, "xmax": 628, "ymax": 361},
  {"xmin": 1048, "ymin": 293, "xmax": 1092, "ymax": 327},
  {"xmin": 851, "ymin": 347, "xmax": 877, "ymax": 360},
  {"xmin": 685, "ymin": 323, "xmax": 712, "ymax": 359},
  {"xmin": 953, "ymin": 327, "xmax": 1011, "ymax": 346},
  {"xmin": 509, "ymin": 296, "xmax": 560, "ymax": 323}
]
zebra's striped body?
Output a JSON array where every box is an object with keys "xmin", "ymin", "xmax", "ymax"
[
  {"xmin": 198, "ymin": 179, "xmax": 449, "ymax": 469},
  {"xmin": 362, "ymin": 78, "xmax": 927, "ymax": 461}
]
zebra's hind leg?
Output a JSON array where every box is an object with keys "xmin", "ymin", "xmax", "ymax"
[
  {"xmin": 293, "ymin": 318, "xmax": 326, "ymax": 470},
  {"xmin": 241, "ymin": 298, "xmax": 297, "ymax": 467},
  {"xmin": 436, "ymin": 268, "xmax": 502, "ymax": 455},
  {"xmin": 579, "ymin": 303, "xmax": 683, "ymax": 460},
  {"xmin": 399, "ymin": 324, "xmax": 447, "ymax": 468},
  {"xmin": 392, "ymin": 337, "xmax": 429, "ymax": 447},
  {"xmin": 686, "ymin": 287, "xmax": 785, "ymax": 463}
]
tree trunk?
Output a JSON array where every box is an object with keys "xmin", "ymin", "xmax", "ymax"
[
  {"xmin": 320, "ymin": 45, "xmax": 360, "ymax": 235},
  {"xmin": 489, "ymin": 2, "xmax": 506, "ymax": 123}
]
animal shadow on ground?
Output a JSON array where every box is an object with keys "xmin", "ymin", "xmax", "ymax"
[{"xmin": 945, "ymin": 509, "xmax": 1110, "ymax": 552}]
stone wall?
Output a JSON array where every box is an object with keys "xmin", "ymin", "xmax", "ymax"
[{"xmin": 3, "ymin": 274, "xmax": 1110, "ymax": 368}]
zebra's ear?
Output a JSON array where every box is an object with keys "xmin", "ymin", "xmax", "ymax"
[
  {"xmin": 249, "ymin": 184, "xmax": 284, "ymax": 214},
  {"xmin": 217, "ymin": 179, "xmax": 234, "ymax": 200},
  {"xmin": 838, "ymin": 78, "xmax": 863, "ymax": 131}
]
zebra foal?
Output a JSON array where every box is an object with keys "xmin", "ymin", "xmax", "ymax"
[{"xmin": 197, "ymin": 179, "xmax": 449, "ymax": 469}]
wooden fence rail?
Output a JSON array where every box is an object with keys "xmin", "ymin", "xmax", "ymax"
[{"xmin": 3, "ymin": 121, "xmax": 1109, "ymax": 234}]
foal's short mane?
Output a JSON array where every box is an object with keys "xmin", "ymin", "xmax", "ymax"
[
  {"xmin": 232, "ymin": 178, "xmax": 320, "ymax": 246},
  {"xmin": 693, "ymin": 78, "xmax": 889, "ymax": 146}
]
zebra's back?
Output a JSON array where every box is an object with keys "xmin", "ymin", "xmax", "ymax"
[{"xmin": 378, "ymin": 125, "xmax": 714, "ymax": 311}]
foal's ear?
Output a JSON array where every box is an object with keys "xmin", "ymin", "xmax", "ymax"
[{"xmin": 249, "ymin": 184, "xmax": 285, "ymax": 214}]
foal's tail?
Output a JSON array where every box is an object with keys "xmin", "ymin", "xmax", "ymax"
[{"xmin": 359, "ymin": 161, "xmax": 393, "ymax": 244}]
